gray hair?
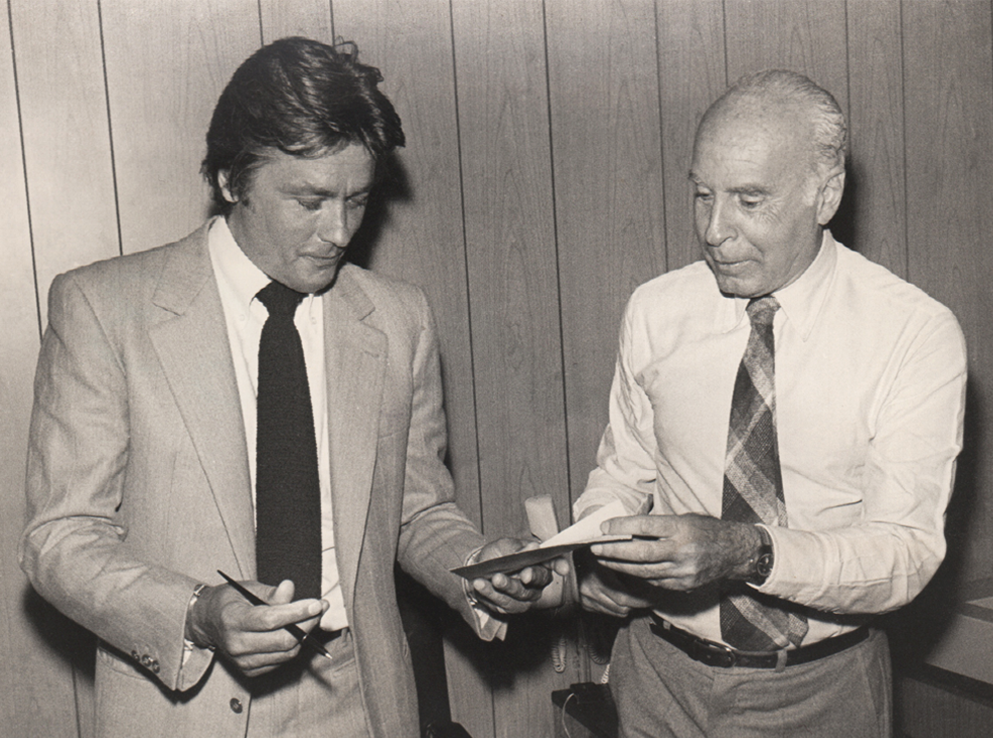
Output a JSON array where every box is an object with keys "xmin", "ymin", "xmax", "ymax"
[{"xmin": 708, "ymin": 69, "xmax": 848, "ymax": 172}]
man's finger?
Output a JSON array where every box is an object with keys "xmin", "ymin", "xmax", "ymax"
[
  {"xmin": 472, "ymin": 578, "xmax": 539, "ymax": 612},
  {"xmin": 600, "ymin": 514, "xmax": 674, "ymax": 538},
  {"xmin": 516, "ymin": 565, "xmax": 553, "ymax": 587},
  {"xmin": 484, "ymin": 575, "xmax": 540, "ymax": 601},
  {"xmin": 236, "ymin": 596, "xmax": 326, "ymax": 633},
  {"xmin": 595, "ymin": 558, "xmax": 675, "ymax": 580},
  {"xmin": 579, "ymin": 580, "xmax": 633, "ymax": 617},
  {"xmin": 590, "ymin": 536, "xmax": 678, "ymax": 564}
]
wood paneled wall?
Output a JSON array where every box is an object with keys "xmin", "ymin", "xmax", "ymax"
[{"xmin": 3, "ymin": 1, "xmax": 992, "ymax": 736}]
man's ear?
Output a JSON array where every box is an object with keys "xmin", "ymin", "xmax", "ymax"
[
  {"xmin": 816, "ymin": 168, "xmax": 846, "ymax": 225},
  {"xmin": 217, "ymin": 169, "xmax": 238, "ymax": 205}
]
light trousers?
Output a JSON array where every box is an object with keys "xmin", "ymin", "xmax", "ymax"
[
  {"xmin": 609, "ymin": 615, "xmax": 892, "ymax": 738},
  {"xmin": 247, "ymin": 629, "xmax": 373, "ymax": 737}
]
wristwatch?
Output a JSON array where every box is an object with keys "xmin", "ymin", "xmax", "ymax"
[{"xmin": 749, "ymin": 525, "xmax": 774, "ymax": 585}]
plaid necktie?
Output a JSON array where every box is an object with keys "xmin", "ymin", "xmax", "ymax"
[
  {"xmin": 254, "ymin": 281, "xmax": 322, "ymax": 599},
  {"xmin": 719, "ymin": 296, "xmax": 808, "ymax": 650}
]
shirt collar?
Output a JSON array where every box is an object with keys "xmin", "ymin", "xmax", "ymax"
[
  {"xmin": 774, "ymin": 229, "xmax": 837, "ymax": 342},
  {"xmin": 208, "ymin": 216, "xmax": 320, "ymax": 315},
  {"xmin": 717, "ymin": 229, "xmax": 838, "ymax": 341},
  {"xmin": 209, "ymin": 216, "xmax": 271, "ymax": 313}
]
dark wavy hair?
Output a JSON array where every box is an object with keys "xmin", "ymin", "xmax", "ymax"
[{"xmin": 202, "ymin": 37, "xmax": 405, "ymax": 213}]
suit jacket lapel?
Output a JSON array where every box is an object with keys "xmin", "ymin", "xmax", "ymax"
[
  {"xmin": 148, "ymin": 224, "xmax": 256, "ymax": 577},
  {"xmin": 324, "ymin": 268, "xmax": 387, "ymax": 608}
]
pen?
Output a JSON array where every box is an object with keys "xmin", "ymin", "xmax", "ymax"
[{"xmin": 216, "ymin": 570, "xmax": 333, "ymax": 660}]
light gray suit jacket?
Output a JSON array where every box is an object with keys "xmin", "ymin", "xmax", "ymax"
[{"xmin": 21, "ymin": 222, "xmax": 490, "ymax": 737}]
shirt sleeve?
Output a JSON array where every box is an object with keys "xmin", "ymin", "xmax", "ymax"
[
  {"xmin": 575, "ymin": 295, "xmax": 662, "ymax": 522},
  {"xmin": 761, "ymin": 309, "xmax": 968, "ymax": 614}
]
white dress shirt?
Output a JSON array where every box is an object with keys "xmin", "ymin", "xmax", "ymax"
[
  {"xmin": 575, "ymin": 231, "xmax": 967, "ymax": 646},
  {"xmin": 209, "ymin": 216, "xmax": 348, "ymax": 631}
]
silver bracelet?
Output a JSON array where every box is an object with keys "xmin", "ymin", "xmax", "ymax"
[{"xmin": 185, "ymin": 583, "xmax": 215, "ymax": 651}]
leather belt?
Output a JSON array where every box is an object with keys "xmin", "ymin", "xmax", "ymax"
[{"xmin": 648, "ymin": 614, "xmax": 868, "ymax": 669}]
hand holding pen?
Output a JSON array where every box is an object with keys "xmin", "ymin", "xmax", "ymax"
[
  {"xmin": 185, "ymin": 572, "xmax": 330, "ymax": 677},
  {"xmin": 217, "ymin": 571, "xmax": 333, "ymax": 660}
]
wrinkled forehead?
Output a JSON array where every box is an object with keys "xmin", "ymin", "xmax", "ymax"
[{"xmin": 693, "ymin": 97, "xmax": 815, "ymax": 173}]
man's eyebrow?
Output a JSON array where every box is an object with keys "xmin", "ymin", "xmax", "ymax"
[
  {"xmin": 728, "ymin": 185, "xmax": 771, "ymax": 197},
  {"xmin": 686, "ymin": 178, "xmax": 770, "ymax": 197},
  {"xmin": 282, "ymin": 184, "xmax": 371, "ymax": 197},
  {"xmin": 687, "ymin": 172, "xmax": 770, "ymax": 197},
  {"xmin": 281, "ymin": 182, "xmax": 330, "ymax": 196}
]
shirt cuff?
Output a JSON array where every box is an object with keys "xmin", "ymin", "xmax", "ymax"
[
  {"xmin": 744, "ymin": 524, "xmax": 774, "ymax": 589},
  {"xmin": 178, "ymin": 583, "xmax": 216, "ymax": 690},
  {"xmin": 461, "ymin": 546, "xmax": 508, "ymax": 642}
]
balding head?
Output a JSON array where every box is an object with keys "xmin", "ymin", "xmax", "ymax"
[{"xmin": 697, "ymin": 69, "xmax": 848, "ymax": 177}]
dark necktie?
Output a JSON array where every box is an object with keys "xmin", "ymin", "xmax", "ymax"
[
  {"xmin": 254, "ymin": 280, "xmax": 322, "ymax": 600},
  {"xmin": 719, "ymin": 296, "xmax": 808, "ymax": 650}
]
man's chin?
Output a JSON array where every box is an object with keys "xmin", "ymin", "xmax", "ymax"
[
  {"xmin": 284, "ymin": 263, "xmax": 343, "ymax": 295},
  {"xmin": 712, "ymin": 272, "xmax": 762, "ymax": 299}
]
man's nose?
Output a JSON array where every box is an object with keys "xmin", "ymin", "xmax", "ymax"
[
  {"xmin": 704, "ymin": 197, "xmax": 734, "ymax": 247},
  {"xmin": 317, "ymin": 202, "xmax": 349, "ymax": 246}
]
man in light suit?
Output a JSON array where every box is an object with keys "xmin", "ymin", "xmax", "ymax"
[{"xmin": 20, "ymin": 37, "xmax": 560, "ymax": 738}]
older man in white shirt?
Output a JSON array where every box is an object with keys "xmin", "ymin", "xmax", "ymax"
[{"xmin": 575, "ymin": 70, "xmax": 966, "ymax": 737}]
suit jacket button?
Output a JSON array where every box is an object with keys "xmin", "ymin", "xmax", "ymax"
[
  {"xmin": 230, "ymin": 698, "xmax": 243, "ymax": 714},
  {"xmin": 141, "ymin": 655, "xmax": 152, "ymax": 667},
  {"xmin": 131, "ymin": 650, "xmax": 140, "ymax": 661},
  {"xmin": 150, "ymin": 659, "xmax": 160, "ymax": 674}
]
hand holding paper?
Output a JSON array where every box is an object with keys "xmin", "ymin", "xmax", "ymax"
[{"xmin": 452, "ymin": 500, "xmax": 635, "ymax": 579}]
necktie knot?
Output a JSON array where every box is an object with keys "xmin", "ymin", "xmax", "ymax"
[
  {"xmin": 257, "ymin": 280, "xmax": 306, "ymax": 318},
  {"xmin": 746, "ymin": 296, "xmax": 780, "ymax": 327}
]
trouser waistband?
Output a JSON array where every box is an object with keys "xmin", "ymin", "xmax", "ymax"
[{"xmin": 648, "ymin": 613, "xmax": 869, "ymax": 669}]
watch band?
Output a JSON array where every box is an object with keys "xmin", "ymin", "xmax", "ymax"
[
  {"xmin": 185, "ymin": 582, "xmax": 216, "ymax": 652},
  {"xmin": 749, "ymin": 525, "xmax": 774, "ymax": 585}
]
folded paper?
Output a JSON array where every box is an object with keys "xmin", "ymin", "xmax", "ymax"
[{"xmin": 451, "ymin": 500, "xmax": 633, "ymax": 579}]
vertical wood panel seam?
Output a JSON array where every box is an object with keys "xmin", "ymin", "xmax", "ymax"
[
  {"xmin": 6, "ymin": 0, "xmax": 42, "ymax": 341},
  {"xmin": 843, "ymin": 0, "xmax": 852, "ymax": 143},
  {"xmin": 842, "ymin": 0, "xmax": 854, "ymax": 259},
  {"xmin": 653, "ymin": 0, "xmax": 670, "ymax": 274},
  {"xmin": 540, "ymin": 0, "xmax": 574, "ymax": 508},
  {"xmin": 95, "ymin": 0, "xmax": 124, "ymax": 260},
  {"xmin": 446, "ymin": 0, "xmax": 485, "ymax": 534},
  {"xmin": 720, "ymin": 0, "xmax": 730, "ymax": 86},
  {"xmin": 255, "ymin": 0, "xmax": 264, "ymax": 45},
  {"xmin": 898, "ymin": 0, "xmax": 910, "ymax": 283}
]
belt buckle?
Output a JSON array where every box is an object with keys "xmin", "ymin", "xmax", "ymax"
[{"xmin": 690, "ymin": 637, "xmax": 737, "ymax": 668}]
